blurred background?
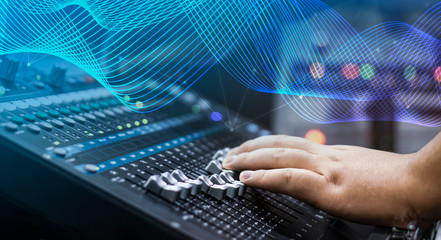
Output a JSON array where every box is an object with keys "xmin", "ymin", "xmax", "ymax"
[
  {"xmin": 192, "ymin": 0, "xmax": 441, "ymax": 154},
  {"xmin": 5, "ymin": 0, "xmax": 441, "ymax": 154}
]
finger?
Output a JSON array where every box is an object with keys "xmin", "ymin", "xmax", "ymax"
[
  {"xmin": 228, "ymin": 135, "xmax": 321, "ymax": 156},
  {"xmin": 223, "ymin": 148, "xmax": 320, "ymax": 172},
  {"xmin": 240, "ymin": 169, "xmax": 326, "ymax": 205}
]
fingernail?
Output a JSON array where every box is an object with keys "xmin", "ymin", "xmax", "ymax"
[
  {"xmin": 222, "ymin": 156, "xmax": 236, "ymax": 166},
  {"xmin": 240, "ymin": 171, "xmax": 253, "ymax": 181}
]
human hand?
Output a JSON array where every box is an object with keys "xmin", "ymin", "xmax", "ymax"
[{"xmin": 222, "ymin": 135, "xmax": 434, "ymax": 228}]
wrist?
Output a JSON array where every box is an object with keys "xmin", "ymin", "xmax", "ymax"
[{"xmin": 403, "ymin": 151, "xmax": 441, "ymax": 228}]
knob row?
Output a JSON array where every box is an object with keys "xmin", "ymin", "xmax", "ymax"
[
  {"xmin": 144, "ymin": 169, "xmax": 247, "ymax": 202},
  {"xmin": 205, "ymin": 147, "xmax": 240, "ymax": 179}
]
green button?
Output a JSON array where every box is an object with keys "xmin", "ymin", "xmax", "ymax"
[
  {"xmin": 24, "ymin": 114, "xmax": 36, "ymax": 122},
  {"xmin": 80, "ymin": 104, "xmax": 91, "ymax": 111},
  {"xmin": 99, "ymin": 101, "xmax": 109, "ymax": 107},
  {"xmin": 90, "ymin": 103, "xmax": 100, "ymax": 110},
  {"xmin": 48, "ymin": 109, "xmax": 60, "ymax": 117},
  {"xmin": 36, "ymin": 112, "xmax": 48, "ymax": 120},
  {"xmin": 70, "ymin": 106, "xmax": 81, "ymax": 113},
  {"xmin": 11, "ymin": 116, "xmax": 24, "ymax": 125},
  {"xmin": 59, "ymin": 108, "xmax": 71, "ymax": 115}
]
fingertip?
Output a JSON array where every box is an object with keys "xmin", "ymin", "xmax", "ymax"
[
  {"xmin": 240, "ymin": 170, "xmax": 254, "ymax": 182},
  {"xmin": 227, "ymin": 147, "xmax": 239, "ymax": 157},
  {"xmin": 222, "ymin": 155, "xmax": 237, "ymax": 169}
]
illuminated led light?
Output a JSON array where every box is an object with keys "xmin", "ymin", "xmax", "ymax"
[
  {"xmin": 134, "ymin": 121, "xmax": 140, "ymax": 126},
  {"xmin": 36, "ymin": 75, "xmax": 41, "ymax": 80},
  {"xmin": 435, "ymin": 66, "xmax": 441, "ymax": 83},
  {"xmin": 309, "ymin": 62, "xmax": 325, "ymax": 79},
  {"xmin": 192, "ymin": 104, "xmax": 201, "ymax": 114},
  {"xmin": 360, "ymin": 64, "xmax": 375, "ymax": 80},
  {"xmin": 136, "ymin": 101, "xmax": 143, "ymax": 108},
  {"xmin": 142, "ymin": 118, "xmax": 148, "ymax": 124},
  {"xmin": 404, "ymin": 66, "xmax": 417, "ymax": 82},
  {"xmin": 26, "ymin": 63, "xmax": 31, "ymax": 67},
  {"xmin": 126, "ymin": 123, "xmax": 132, "ymax": 128},
  {"xmin": 98, "ymin": 130, "xmax": 104, "ymax": 134},
  {"xmin": 53, "ymin": 141, "xmax": 60, "ymax": 146},
  {"xmin": 0, "ymin": 86, "xmax": 5, "ymax": 96},
  {"xmin": 305, "ymin": 129, "xmax": 326, "ymax": 145},
  {"xmin": 210, "ymin": 112, "xmax": 222, "ymax": 122},
  {"xmin": 342, "ymin": 63, "xmax": 360, "ymax": 80},
  {"xmin": 124, "ymin": 95, "xmax": 130, "ymax": 102},
  {"xmin": 117, "ymin": 125, "xmax": 123, "ymax": 130}
]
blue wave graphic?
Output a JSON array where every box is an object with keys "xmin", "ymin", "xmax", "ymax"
[{"xmin": 1, "ymin": 0, "xmax": 441, "ymax": 126}]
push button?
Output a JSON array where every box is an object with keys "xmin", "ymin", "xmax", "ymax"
[
  {"xmin": 93, "ymin": 111, "xmax": 106, "ymax": 118},
  {"xmin": 90, "ymin": 103, "xmax": 100, "ymax": 110},
  {"xmin": 74, "ymin": 115, "xmax": 86, "ymax": 124},
  {"xmin": 36, "ymin": 111, "xmax": 48, "ymax": 120},
  {"xmin": 70, "ymin": 106, "xmax": 81, "ymax": 113},
  {"xmin": 4, "ymin": 122, "xmax": 18, "ymax": 132},
  {"xmin": 52, "ymin": 120, "xmax": 65, "ymax": 128},
  {"xmin": 80, "ymin": 104, "xmax": 91, "ymax": 111},
  {"xmin": 63, "ymin": 117, "xmax": 76, "ymax": 126},
  {"xmin": 24, "ymin": 114, "xmax": 37, "ymax": 122},
  {"xmin": 84, "ymin": 164, "xmax": 99, "ymax": 173},
  {"xmin": 103, "ymin": 109, "xmax": 115, "ymax": 116},
  {"xmin": 99, "ymin": 100, "xmax": 109, "ymax": 107},
  {"xmin": 53, "ymin": 148, "xmax": 67, "ymax": 157},
  {"xmin": 27, "ymin": 124, "xmax": 41, "ymax": 134},
  {"xmin": 59, "ymin": 108, "xmax": 71, "ymax": 115},
  {"xmin": 39, "ymin": 122, "xmax": 53, "ymax": 131},
  {"xmin": 48, "ymin": 109, "xmax": 60, "ymax": 117},
  {"xmin": 10, "ymin": 116, "xmax": 24, "ymax": 125},
  {"xmin": 84, "ymin": 113, "xmax": 96, "ymax": 121},
  {"xmin": 12, "ymin": 100, "xmax": 29, "ymax": 110}
]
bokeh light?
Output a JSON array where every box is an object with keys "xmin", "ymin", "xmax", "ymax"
[
  {"xmin": 210, "ymin": 112, "xmax": 223, "ymax": 122},
  {"xmin": 342, "ymin": 63, "xmax": 360, "ymax": 80},
  {"xmin": 192, "ymin": 104, "xmax": 201, "ymax": 114},
  {"xmin": 305, "ymin": 129, "xmax": 326, "ymax": 145},
  {"xmin": 309, "ymin": 62, "xmax": 325, "ymax": 79},
  {"xmin": 360, "ymin": 64, "xmax": 376, "ymax": 80},
  {"xmin": 404, "ymin": 66, "xmax": 417, "ymax": 82},
  {"xmin": 435, "ymin": 66, "xmax": 441, "ymax": 83}
]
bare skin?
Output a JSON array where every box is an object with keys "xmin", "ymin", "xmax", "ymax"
[{"xmin": 222, "ymin": 133, "xmax": 441, "ymax": 229}]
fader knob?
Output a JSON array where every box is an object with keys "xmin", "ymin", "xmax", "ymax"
[
  {"xmin": 207, "ymin": 184, "xmax": 228, "ymax": 201},
  {"xmin": 144, "ymin": 175, "xmax": 167, "ymax": 194},
  {"xmin": 197, "ymin": 175, "xmax": 213, "ymax": 193},
  {"xmin": 48, "ymin": 65, "xmax": 66, "ymax": 88},
  {"xmin": 160, "ymin": 185, "xmax": 182, "ymax": 202},
  {"xmin": 0, "ymin": 57, "xmax": 19, "ymax": 83},
  {"xmin": 205, "ymin": 160, "xmax": 223, "ymax": 174}
]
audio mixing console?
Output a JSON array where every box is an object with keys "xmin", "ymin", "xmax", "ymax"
[{"xmin": 0, "ymin": 55, "xmax": 422, "ymax": 240}]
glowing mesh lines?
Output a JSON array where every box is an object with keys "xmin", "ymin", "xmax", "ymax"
[{"xmin": 2, "ymin": 0, "xmax": 441, "ymax": 126}]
